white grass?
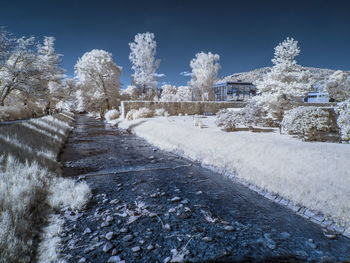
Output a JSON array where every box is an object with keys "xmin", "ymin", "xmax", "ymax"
[
  {"xmin": 48, "ymin": 177, "xmax": 91, "ymax": 211},
  {"xmin": 104, "ymin": 109, "xmax": 120, "ymax": 121},
  {"xmin": 120, "ymin": 116, "xmax": 350, "ymax": 231},
  {"xmin": 0, "ymin": 112, "xmax": 91, "ymax": 263},
  {"xmin": 36, "ymin": 215, "xmax": 66, "ymax": 263}
]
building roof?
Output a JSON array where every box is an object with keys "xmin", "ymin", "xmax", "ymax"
[{"xmin": 213, "ymin": 81, "xmax": 255, "ymax": 87}]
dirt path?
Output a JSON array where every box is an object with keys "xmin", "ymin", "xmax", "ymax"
[{"xmin": 58, "ymin": 115, "xmax": 350, "ymax": 263}]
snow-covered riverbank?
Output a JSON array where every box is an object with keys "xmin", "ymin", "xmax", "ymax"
[{"xmin": 119, "ymin": 115, "xmax": 350, "ymax": 236}]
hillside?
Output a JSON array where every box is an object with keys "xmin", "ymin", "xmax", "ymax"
[{"xmin": 221, "ymin": 67, "xmax": 350, "ymax": 86}]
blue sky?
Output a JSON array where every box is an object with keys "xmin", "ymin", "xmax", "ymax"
[{"xmin": 1, "ymin": 0, "xmax": 349, "ymax": 88}]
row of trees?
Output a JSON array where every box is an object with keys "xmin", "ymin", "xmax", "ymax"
[
  {"xmin": 2, "ymin": 28, "xmax": 348, "ymax": 122},
  {"xmin": 0, "ymin": 28, "xmax": 222, "ymax": 115},
  {"xmin": 74, "ymin": 32, "xmax": 222, "ymax": 113}
]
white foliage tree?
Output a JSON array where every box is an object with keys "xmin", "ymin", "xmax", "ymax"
[
  {"xmin": 129, "ymin": 32, "xmax": 160, "ymax": 95},
  {"xmin": 160, "ymin": 84, "xmax": 177, "ymax": 101},
  {"xmin": 120, "ymin": 85, "xmax": 139, "ymax": 100},
  {"xmin": 255, "ymin": 37, "xmax": 313, "ymax": 122},
  {"xmin": 37, "ymin": 36, "xmax": 65, "ymax": 108},
  {"xmin": 53, "ymin": 78, "xmax": 77, "ymax": 111},
  {"xmin": 189, "ymin": 52, "xmax": 220, "ymax": 101},
  {"xmin": 176, "ymin": 86, "xmax": 192, "ymax": 101},
  {"xmin": 160, "ymin": 85, "xmax": 192, "ymax": 102},
  {"xmin": 0, "ymin": 32, "xmax": 41, "ymax": 106},
  {"xmin": 326, "ymin": 70, "xmax": 350, "ymax": 102},
  {"xmin": 74, "ymin": 49, "xmax": 122, "ymax": 113},
  {"xmin": 37, "ymin": 36, "xmax": 64, "ymax": 85}
]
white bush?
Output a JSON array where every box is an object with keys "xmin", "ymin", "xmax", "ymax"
[
  {"xmin": 154, "ymin": 108, "xmax": 168, "ymax": 116},
  {"xmin": 281, "ymin": 106, "xmax": 331, "ymax": 141},
  {"xmin": 335, "ymin": 99, "xmax": 350, "ymax": 143},
  {"xmin": 126, "ymin": 107, "xmax": 153, "ymax": 120},
  {"xmin": 0, "ymin": 112, "xmax": 90, "ymax": 263},
  {"xmin": 216, "ymin": 101, "xmax": 269, "ymax": 131},
  {"xmin": 104, "ymin": 109, "xmax": 120, "ymax": 121},
  {"xmin": 326, "ymin": 70, "xmax": 350, "ymax": 102}
]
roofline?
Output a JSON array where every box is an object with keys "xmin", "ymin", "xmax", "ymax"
[{"xmin": 213, "ymin": 81, "xmax": 255, "ymax": 87}]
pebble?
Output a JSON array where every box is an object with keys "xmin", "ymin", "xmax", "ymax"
[
  {"xmin": 171, "ymin": 196, "xmax": 182, "ymax": 202},
  {"xmin": 103, "ymin": 242, "xmax": 114, "ymax": 252},
  {"xmin": 224, "ymin": 226, "xmax": 235, "ymax": 231},
  {"xmin": 132, "ymin": 246, "xmax": 141, "ymax": 252},
  {"xmin": 147, "ymin": 244, "xmax": 154, "ymax": 250},
  {"xmin": 139, "ymin": 239, "xmax": 145, "ymax": 245},
  {"xmin": 111, "ymin": 248, "xmax": 118, "ymax": 255},
  {"xmin": 164, "ymin": 257, "xmax": 171, "ymax": 263},
  {"xmin": 202, "ymin": 236, "xmax": 213, "ymax": 242},
  {"xmin": 164, "ymin": 223, "xmax": 171, "ymax": 230},
  {"xmin": 105, "ymin": 232, "xmax": 114, "ymax": 240},
  {"xmin": 195, "ymin": 191, "xmax": 203, "ymax": 195},
  {"xmin": 107, "ymin": 255, "xmax": 121, "ymax": 263},
  {"xmin": 181, "ymin": 199, "xmax": 189, "ymax": 204},
  {"xmin": 83, "ymin": 227, "xmax": 92, "ymax": 235},
  {"xmin": 168, "ymin": 208, "xmax": 176, "ymax": 213},
  {"xmin": 78, "ymin": 257, "xmax": 86, "ymax": 263},
  {"xmin": 106, "ymin": 216, "xmax": 114, "ymax": 222},
  {"xmin": 110, "ymin": 199, "xmax": 120, "ymax": 204},
  {"xmin": 101, "ymin": 221, "xmax": 111, "ymax": 228},
  {"xmin": 120, "ymin": 227, "xmax": 129, "ymax": 233},
  {"xmin": 123, "ymin": 234, "xmax": 133, "ymax": 242}
]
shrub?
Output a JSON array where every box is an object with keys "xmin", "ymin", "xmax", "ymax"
[
  {"xmin": 215, "ymin": 101, "xmax": 270, "ymax": 131},
  {"xmin": 0, "ymin": 112, "xmax": 90, "ymax": 263},
  {"xmin": 126, "ymin": 107, "xmax": 153, "ymax": 120},
  {"xmin": 281, "ymin": 106, "xmax": 332, "ymax": 141},
  {"xmin": 104, "ymin": 109, "xmax": 120, "ymax": 121},
  {"xmin": 154, "ymin": 108, "xmax": 168, "ymax": 116},
  {"xmin": 335, "ymin": 99, "xmax": 350, "ymax": 143}
]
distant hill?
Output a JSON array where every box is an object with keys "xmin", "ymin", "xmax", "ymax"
[{"xmin": 220, "ymin": 67, "xmax": 350, "ymax": 86}]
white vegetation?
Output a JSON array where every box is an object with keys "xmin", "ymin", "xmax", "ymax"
[
  {"xmin": 126, "ymin": 107, "xmax": 153, "ymax": 120},
  {"xmin": 216, "ymin": 101, "xmax": 269, "ymax": 131},
  {"xmin": 37, "ymin": 36, "xmax": 65, "ymax": 109},
  {"xmin": 74, "ymin": 49, "xmax": 122, "ymax": 113},
  {"xmin": 129, "ymin": 32, "xmax": 160, "ymax": 96},
  {"xmin": 120, "ymin": 116, "xmax": 350, "ymax": 233},
  {"xmin": 0, "ymin": 31, "xmax": 40, "ymax": 106},
  {"xmin": 254, "ymin": 37, "xmax": 313, "ymax": 122},
  {"xmin": 120, "ymin": 85, "xmax": 139, "ymax": 100},
  {"xmin": 281, "ymin": 106, "xmax": 332, "ymax": 141},
  {"xmin": 0, "ymin": 112, "xmax": 91, "ymax": 263},
  {"xmin": 189, "ymin": 52, "xmax": 220, "ymax": 101},
  {"xmin": 104, "ymin": 109, "xmax": 120, "ymax": 122},
  {"xmin": 154, "ymin": 108, "xmax": 168, "ymax": 117},
  {"xmin": 0, "ymin": 29, "xmax": 66, "ymax": 109},
  {"xmin": 160, "ymin": 85, "xmax": 192, "ymax": 102},
  {"xmin": 326, "ymin": 70, "xmax": 350, "ymax": 102},
  {"xmin": 336, "ymin": 98, "xmax": 350, "ymax": 143}
]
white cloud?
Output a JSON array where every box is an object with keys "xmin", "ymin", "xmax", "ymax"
[
  {"xmin": 180, "ymin": 71, "xmax": 192, "ymax": 77},
  {"xmin": 154, "ymin": 73, "xmax": 166, "ymax": 77}
]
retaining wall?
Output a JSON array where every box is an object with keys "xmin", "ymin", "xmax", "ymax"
[{"xmin": 120, "ymin": 101, "xmax": 247, "ymax": 119}]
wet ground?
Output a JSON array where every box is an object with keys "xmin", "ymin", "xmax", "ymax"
[{"xmin": 58, "ymin": 115, "xmax": 350, "ymax": 263}]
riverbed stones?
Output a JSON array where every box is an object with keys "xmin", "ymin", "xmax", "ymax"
[
  {"xmin": 132, "ymin": 246, "xmax": 141, "ymax": 252},
  {"xmin": 171, "ymin": 196, "xmax": 181, "ymax": 202},
  {"xmin": 103, "ymin": 242, "xmax": 114, "ymax": 252},
  {"xmin": 123, "ymin": 234, "xmax": 133, "ymax": 242},
  {"xmin": 105, "ymin": 231, "xmax": 114, "ymax": 240}
]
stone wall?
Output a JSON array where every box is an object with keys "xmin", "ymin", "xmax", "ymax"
[{"xmin": 120, "ymin": 101, "xmax": 247, "ymax": 119}]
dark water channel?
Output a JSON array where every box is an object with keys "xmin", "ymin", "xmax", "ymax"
[{"xmin": 58, "ymin": 115, "xmax": 350, "ymax": 262}]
